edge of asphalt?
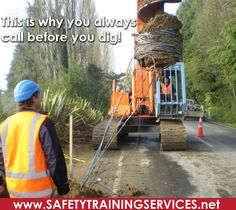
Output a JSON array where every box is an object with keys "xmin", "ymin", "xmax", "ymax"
[{"xmin": 207, "ymin": 120, "xmax": 236, "ymax": 131}]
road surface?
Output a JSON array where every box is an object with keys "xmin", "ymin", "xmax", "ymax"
[{"xmin": 70, "ymin": 120, "xmax": 236, "ymax": 197}]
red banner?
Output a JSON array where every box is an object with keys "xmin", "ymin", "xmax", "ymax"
[{"xmin": 0, "ymin": 198, "xmax": 235, "ymax": 210}]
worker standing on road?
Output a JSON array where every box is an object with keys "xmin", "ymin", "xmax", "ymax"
[{"xmin": 0, "ymin": 80, "xmax": 70, "ymax": 198}]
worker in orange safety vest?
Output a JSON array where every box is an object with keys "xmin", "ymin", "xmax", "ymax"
[
  {"xmin": 0, "ymin": 80, "xmax": 70, "ymax": 198},
  {"xmin": 161, "ymin": 77, "xmax": 176, "ymax": 102}
]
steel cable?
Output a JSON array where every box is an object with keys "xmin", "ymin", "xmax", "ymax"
[
  {"xmin": 135, "ymin": 29, "xmax": 182, "ymax": 68},
  {"xmin": 81, "ymin": 62, "xmax": 156, "ymax": 189}
]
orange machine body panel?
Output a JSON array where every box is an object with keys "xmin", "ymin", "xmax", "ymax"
[
  {"xmin": 132, "ymin": 63, "xmax": 155, "ymax": 115},
  {"xmin": 108, "ymin": 0, "xmax": 155, "ymax": 118},
  {"xmin": 108, "ymin": 92, "xmax": 131, "ymax": 117},
  {"xmin": 108, "ymin": 64, "xmax": 155, "ymax": 117}
]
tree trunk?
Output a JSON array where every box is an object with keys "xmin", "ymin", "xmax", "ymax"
[{"xmin": 232, "ymin": 88, "xmax": 236, "ymax": 100}]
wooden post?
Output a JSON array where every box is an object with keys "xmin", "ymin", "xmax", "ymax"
[{"xmin": 69, "ymin": 114, "xmax": 73, "ymax": 177}]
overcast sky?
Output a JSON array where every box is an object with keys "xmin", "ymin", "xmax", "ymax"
[{"xmin": 0, "ymin": 0, "xmax": 180, "ymax": 90}]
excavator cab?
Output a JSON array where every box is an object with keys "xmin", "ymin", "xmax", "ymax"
[{"xmin": 155, "ymin": 62, "xmax": 187, "ymax": 119}]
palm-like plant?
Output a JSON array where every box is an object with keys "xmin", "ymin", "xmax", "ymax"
[{"xmin": 41, "ymin": 88, "xmax": 102, "ymax": 142}]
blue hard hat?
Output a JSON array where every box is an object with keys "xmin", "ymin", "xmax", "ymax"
[{"xmin": 14, "ymin": 80, "xmax": 42, "ymax": 103}]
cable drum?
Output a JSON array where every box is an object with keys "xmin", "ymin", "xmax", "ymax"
[
  {"xmin": 135, "ymin": 13, "xmax": 183, "ymax": 68},
  {"xmin": 135, "ymin": 29, "xmax": 182, "ymax": 67}
]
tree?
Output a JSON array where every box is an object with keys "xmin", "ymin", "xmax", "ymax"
[
  {"xmin": 177, "ymin": 0, "xmax": 236, "ymax": 122},
  {"xmin": 214, "ymin": 12, "xmax": 236, "ymax": 100},
  {"xmin": 3, "ymin": 0, "xmax": 114, "ymax": 118}
]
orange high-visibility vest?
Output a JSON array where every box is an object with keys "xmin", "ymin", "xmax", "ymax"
[
  {"xmin": 161, "ymin": 83, "xmax": 171, "ymax": 95},
  {"xmin": 0, "ymin": 111, "xmax": 53, "ymax": 198}
]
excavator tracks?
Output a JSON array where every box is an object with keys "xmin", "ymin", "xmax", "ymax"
[
  {"xmin": 160, "ymin": 120, "xmax": 187, "ymax": 151},
  {"xmin": 91, "ymin": 118, "xmax": 121, "ymax": 150}
]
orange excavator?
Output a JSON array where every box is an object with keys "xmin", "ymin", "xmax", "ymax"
[{"xmin": 92, "ymin": 0, "xmax": 187, "ymax": 151}]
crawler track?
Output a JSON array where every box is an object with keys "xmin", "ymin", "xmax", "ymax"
[
  {"xmin": 160, "ymin": 120, "xmax": 187, "ymax": 151},
  {"xmin": 91, "ymin": 119, "xmax": 121, "ymax": 150}
]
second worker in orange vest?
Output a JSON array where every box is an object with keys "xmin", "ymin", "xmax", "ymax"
[
  {"xmin": 0, "ymin": 80, "xmax": 70, "ymax": 198},
  {"xmin": 161, "ymin": 77, "xmax": 176, "ymax": 102}
]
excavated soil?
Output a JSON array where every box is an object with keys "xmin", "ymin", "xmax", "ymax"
[
  {"xmin": 53, "ymin": 181, "xmax": 104, "ymax": 198},
  {"xmin": 117, "ymin": 184, "xmax": 147, "ymax": 197},
  {"xmin": 142, "ymin": 14, "xmax": 182, "ymax": 32},
  {"xmin": 53, "ymin": 180, "xmax": 147, "ymax": 198},
  {"xmin": 139, "ymin": 0, "xmax": 156, "ymax": 9}
]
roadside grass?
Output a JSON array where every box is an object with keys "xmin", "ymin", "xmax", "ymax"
[
  {"xmin": 223, "ymin": 123, "xmax": 236, "ymax": 129},
  {"xmin": 210, "ymin": 119, "xmax": 236, "ymax": 129}
]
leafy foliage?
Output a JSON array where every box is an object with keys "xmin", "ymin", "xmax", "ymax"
[
  {"xmin": 49, "ymin": 63, "xmax": 112, "ymax": 113},
  {"xmin": 177, "ymin": 0, "xmax": 236, "ymax": 123},
  {"xmin": 41, "ymin": 88, "xmax": 102, "ymax": 140},
  {"xmin": 1, "ymin": 0, "xmax": 114, "ymax": 130}
]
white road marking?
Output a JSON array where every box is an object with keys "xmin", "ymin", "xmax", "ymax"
[
  {"xmin": 194, "ymin": 136, "xmax": 214, "ymax": 148},
  {"xmin": 112, "ymin": 150, "xmax": 124, "ymax": 196}
]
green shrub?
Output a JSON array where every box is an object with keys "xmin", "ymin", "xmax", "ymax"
[
  {"xmin": 48, "ymin": 63, "xmax": 111, "ymax": 113},
  {"xmin": 211, "ymin": 102, "xmax": 236, "ymax": 124},
  {"xmin": 41, "ymin": 88, "xmax": 102, "ymax": 141}
]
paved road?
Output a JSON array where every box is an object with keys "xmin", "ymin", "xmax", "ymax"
[
  {"xmin": 72, "ymin": 120, "xmax": 236, "ymax": 197},
  {"xmin": 179, "ymin": 120, "xmax": 236, "ymax": 197}
]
